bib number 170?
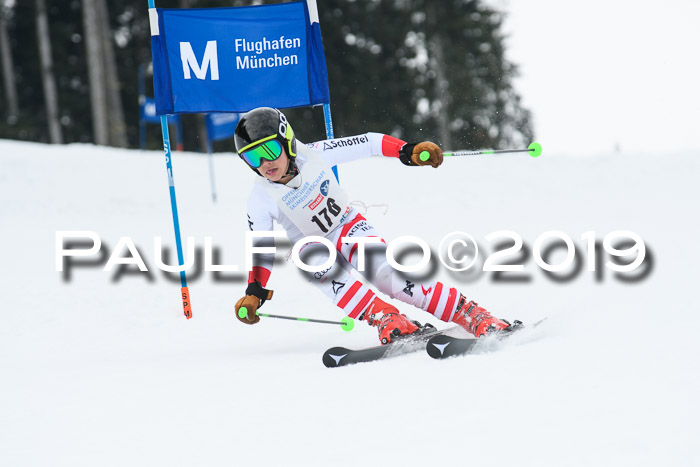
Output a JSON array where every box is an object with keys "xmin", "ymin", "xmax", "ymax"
[{"xmin": 310, "ymin": 198, "xmax": 342, "ymax": 234}]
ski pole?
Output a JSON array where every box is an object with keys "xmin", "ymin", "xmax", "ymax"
[
  {"xmin": 237, "ymin": 308, "xmax": 355, "ymax": 332},
  {"xmin": 439, "ymin": 141, "xmax": 542, "ymax": 159}
]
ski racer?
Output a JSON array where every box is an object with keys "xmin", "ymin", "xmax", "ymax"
[{"xmin": 234, "ymin": 107, "xmax": 517, "ymax": 344}]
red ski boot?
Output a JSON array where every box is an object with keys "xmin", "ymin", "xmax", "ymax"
[
  {"xmin": 451, "ymin": 295, "xmax": 512, "ymax": 337},
  {"xmin": 361, "ymin": 297, "xmax": 421, "ymax": 345}
]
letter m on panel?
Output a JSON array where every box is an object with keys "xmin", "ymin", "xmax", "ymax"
[{"xmin": 180, "ymin": 41, "xmax": 219, "ymax": 80}]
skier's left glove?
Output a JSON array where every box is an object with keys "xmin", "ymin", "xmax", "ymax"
[
  {"xmin": 235, "ymin": 281, "xmax": 273, "ymax": 325},
  {"xmin": 399, "ymin": 141, "xmax": 443, "ymax": 168}
]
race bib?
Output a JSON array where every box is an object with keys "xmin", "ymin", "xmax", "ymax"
[{"xmin": 264, "ymin": 148, "xmax": 351, "ymax": 237}]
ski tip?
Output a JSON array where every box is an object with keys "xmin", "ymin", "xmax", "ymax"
[{"xmin": 322, "ymin": 347, "xmax": 352, "ymax": 368}]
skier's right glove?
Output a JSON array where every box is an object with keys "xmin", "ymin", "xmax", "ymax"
[{"xmin": 235, "ymin": 281, "xmax": 273, "ymax": 325}]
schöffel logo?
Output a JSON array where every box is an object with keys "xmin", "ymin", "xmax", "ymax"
[
  {"xmin": 322, "ymin": 135, "xmax": 368, "ymax": 151},
  {"xmin": 320, "ymin": 180, "xmax": 330, "ymax": 196},
  {"xmin": 308, "ymin": 193, "xmax": 324, "ymax": 210}
]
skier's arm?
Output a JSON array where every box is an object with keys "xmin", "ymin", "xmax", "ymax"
[
  {"xmin": 236, "ymin": 192, "xmax": 276, "ymax": 325},
  {"xmin": 313, "ymin": 133, "xmax": 443, "ymax": 168},
  {"xmin": 244, "ymin": 189, "xmax": 276, "ymax": 286}
]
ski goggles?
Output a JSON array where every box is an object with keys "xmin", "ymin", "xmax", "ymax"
[{"xmin": 239, "ymin": 136, "xmax": 284, "ymax": 168}]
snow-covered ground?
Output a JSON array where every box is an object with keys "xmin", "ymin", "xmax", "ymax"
[{"xmin": 1, "ymin": 139, "xmax": 698, "ymax": 466}]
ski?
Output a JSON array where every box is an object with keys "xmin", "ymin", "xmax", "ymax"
[
  {"xmin": 322, "ymin": 324, "xmax": 459, "ymax": 368},
  {"xmin": 426, "ymin": 318, "xmax": 547, "ymax": 359}
]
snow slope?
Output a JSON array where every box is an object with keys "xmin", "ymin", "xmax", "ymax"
[{"xmin": 1, "ymin": 139, "xmax": 698, "ymax": 467}]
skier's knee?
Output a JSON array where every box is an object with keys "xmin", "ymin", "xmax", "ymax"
[{"xmin": 374, "ymin": 263, "xmax": 399, "ymax": 298}]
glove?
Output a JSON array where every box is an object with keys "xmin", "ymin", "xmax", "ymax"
[
  {"xmin": 235, "ymin": 281, "xmax": 273, "ymax": 325},
  {"xmin": 399, "ymin": 141, "xmax": 443, "ymax": 168}
]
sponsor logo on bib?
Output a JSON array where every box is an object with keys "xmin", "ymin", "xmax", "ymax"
[{"xmin": 308, "ymin": 193, "xmax": 324, "ymax": 210}]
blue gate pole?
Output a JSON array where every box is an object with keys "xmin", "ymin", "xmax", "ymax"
[
  {"xmin": 322, "ymin": 103, "xmax": 339, "ymax": 182},
  {"xmin": 160, "ymin": 117, "xmax": 192, "ymax": 319},
  {"xmin": 149, "ymin": 0, "xmax": 192, "ymax": 319}
]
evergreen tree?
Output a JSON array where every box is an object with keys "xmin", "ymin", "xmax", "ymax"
[
  {"xmin": 291, "ymin": 0, "xmax": 532, "ymax": 148},
  {"xmin": 35, "ymin": 0, "xmax": 63, "ymax": 144},
  {"xmin": 0, "ymin": 1, "xmax": 18, "ymax": 120},
  {"xmin": 417, "ymin": 0, "xmax": 533, "ymax": 149},
  {"xmin": 315, "ymin": 0, "xmax": 532, "ymax": 148}
]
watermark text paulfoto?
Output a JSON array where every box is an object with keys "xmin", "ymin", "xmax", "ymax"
[{"xmin": 55, "ymin": 230, "xmax": 651, "ymax": 283}]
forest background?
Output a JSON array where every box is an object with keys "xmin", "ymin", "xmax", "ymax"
[{"xmin": 0, "ymin": 0, "xmax": 532, "ymax": 153}]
